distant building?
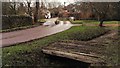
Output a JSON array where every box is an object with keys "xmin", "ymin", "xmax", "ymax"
[{"xmin": 45, "ymin": 10, "xmax": 51, "ymax": 19}]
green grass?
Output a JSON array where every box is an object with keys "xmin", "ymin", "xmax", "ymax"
[
  {"xmin": 104, "ymin": 28, "xmax": 119, "ymax": 66},
  {"xmin": 71, "ymin": 20, "xmax": 83, "ymax": 24},
  {"xmin": 38, "ymin": 19, "xmax": 46, "ymax": 23},
  {"xmin": 71, "ymin": 20, "xmax": 119, "ymax": 24},
  {"xmin": 104, "ymin": 21, "xmax": 118, "ymax": 24},
  {"xmin": 70, "ymin": 20, "xmax": 98, "ymax": 24},
  {"xmin": 2, "ymin": 26, "xmax": 109, "ymax": 66}
]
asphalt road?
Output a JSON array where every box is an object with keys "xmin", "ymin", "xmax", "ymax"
[{"xmin": 1, "ymin": 18, "xmax": 73, "ymax": 47}]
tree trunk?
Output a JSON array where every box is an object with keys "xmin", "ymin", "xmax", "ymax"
[
  {"xmin": 13, "ymin": 2, "xmax": 16, "ymax": 15},
  {"xmin": 27, "ymin": 2, "xmax": 32, "ymax": 16},
  {"xmin": 99, "ymin": 20, "xmax": 103, "ymax": 27},
  {"xmin": 34, "ymin": 0, "xmax": 39, "ymax": 23}
]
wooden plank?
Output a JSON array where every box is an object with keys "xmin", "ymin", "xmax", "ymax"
[{"xmin": 42, "ymin": 49, "xmax": 104, "ymax": 64}]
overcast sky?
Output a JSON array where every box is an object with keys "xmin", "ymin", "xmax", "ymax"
[
  {"xmin": 1, "ymin": 0, "xmax": 75, "ymax": 2},
  {"xmin": 1, "ymin": 0, "xmax": 120, "ymax": 2}
]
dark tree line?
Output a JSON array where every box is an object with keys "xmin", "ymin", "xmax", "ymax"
[
  {"xmin": 90, "ymin": 2, "xmax": 120, "ymax": 26},
  {"xmin": 2, "ymin": 1, "xmax": 120, "ymax": 26},
  {"xmin": 67, "ymin": 2, "xmax": 120, "ymax": 27},
  {"xmin": 2, "ymin": 1, "xmax": 40, "ymax": 24}
]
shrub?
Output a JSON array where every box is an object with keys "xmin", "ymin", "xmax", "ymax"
[
  {"xmin": 67, "ymin": 27, "xmax": 109, "ymax": 41},
  {"xmin": 2, "ymin": 15, "xmax": 32, "ymax": 30}
]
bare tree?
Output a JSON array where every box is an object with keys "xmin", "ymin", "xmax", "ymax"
[
  {"xmin": 17, "ymin": 3, "xmax": 26, "ymax": 15},
  {"xmin": 13, "ymin": 2, "xmax": 17, "ymax": 14},
  {"xmin": 78, "ymin": 2, "xmax": 120, "ymax": 27},
  {"xmin": 90, "ymin": 2, "xmax": 110, "ymax": 27},
  {"xmin": 23, "ymin": 0, "xmax": 32, "ymax": 16},
  {"xmin": 90, "ymin": 2, "xmax": 120, "ymax": 27},
  {"xmin": 2, "ymin": 2, "xmax": 18, "ymax": 15},
  {"xmin": 34, "ymin": 0, "xmax": 39, "ymax": 23}
]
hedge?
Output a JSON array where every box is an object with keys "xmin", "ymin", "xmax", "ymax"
[{"xmin": 2, "ymin": 15, "xmax": 32, "ymax": 30}]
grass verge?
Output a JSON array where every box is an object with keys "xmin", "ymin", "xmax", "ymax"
[
  {"xmin": 71, "ymin": 20, "xmax": 119, "ymax": 25},
  {"xmin": 1, "ymin": 24, "xmax": 41, "ymax": 33}
]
